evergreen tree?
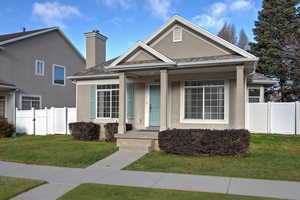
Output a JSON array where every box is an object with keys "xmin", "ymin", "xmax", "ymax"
[
  {"xmin": 237, "ymin": 29, "xmax": 249, "ymax": 50},
  {"xmin": 250, "ymin": 0, "xmax": 300, "ymax": 101},
  {"xmin": 218, "ymin": 23, "xmax": 237, "ymax": 44}
]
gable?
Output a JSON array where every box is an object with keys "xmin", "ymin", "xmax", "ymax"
[
  {"xmin": 150, "ymin": 24, "xmax": 234, "ymax": 59},
  {"xmin": 122, "ymin": 48, "xmax": 161, "ymax": 63}
]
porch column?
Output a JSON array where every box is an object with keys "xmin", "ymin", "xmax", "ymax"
[
  {"xmin": 160, "ymin": 69, "xmax": 168, "ymax": 131},
  {"xmin": 236, "ymin": 65, "xmax": 245, "ymax": 129},
  {"xmin": 118, "ymin": 72, "xmax": 126, "ymax": 134}
]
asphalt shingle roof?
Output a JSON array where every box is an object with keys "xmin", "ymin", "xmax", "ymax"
[{"xmin": 0, "ymin": 28, "xmax": 53, "ymax": 43}]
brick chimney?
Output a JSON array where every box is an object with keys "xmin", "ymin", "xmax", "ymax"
[{"xmin": 85, "ymin": 30, "xmax": 107, "ymax": 69}]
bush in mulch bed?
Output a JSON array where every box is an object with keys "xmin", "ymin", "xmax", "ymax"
[
  {"xmin": 0, "ymin": 120, "xmax": 15, "ymax": 138},
  {"xmin": 159, "ymin": 129, "xmax": 250, "ymax": 157},
  {"xmin": 69, "ymin": 122, "xmax": 100, "ymax": 141},
  {"xmin": 104, "ymin": 123, "xmax": 133, "ymax": 142}
]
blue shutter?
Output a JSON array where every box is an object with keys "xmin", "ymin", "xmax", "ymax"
[
  {"xmin": 90, "ymin": 85, "xmax": 96, "ymax": 119},
  {"xmin": 126, "ymin": 83, "xmax": 134, "ymax": 119}
]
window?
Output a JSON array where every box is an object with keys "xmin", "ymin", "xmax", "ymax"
[
  {"xmin": 35, "ymin": 60, "xmax": 45, "ymax": 76},
  {"xmin": 173, "ymin": 26, "xmax": 182, "ymax": 42},
  {"xmin": 53, "ymin": 65, "xmax": 65, "ymax": 86},
  {"xmin": 97, "ymin": 84, "xmax": 119, "ymax": 119},
  {"xmin": 0, "ymin": 96, "xmax": 5, "ymax": 119},
  {"xmin": 248, "ymin": 87, "xmax": 260, "ymax": 103},
  {"xmin": 184, "ymin": 80, "xmax": 225, "ymax": 120},
  {"xmin": 21, "ymin": 96, "xmax": 41, "ymax": 110}
]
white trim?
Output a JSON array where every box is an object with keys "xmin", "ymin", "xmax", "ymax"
[
  {"xmin": 108, "ymin": 41, "xmax": 175, "ymax": 67},
  {"xmin": 0, "ymin": 28, "xmax": 85, "ymax": 61},
  {"xmin": 173, "ymin": 26, "xmax": 182, "ymax": 42},
  {"xmin": 179, "ymin": 79, "xmax": 229, "ymax": 124},
  {"xmin": 108, "ymin": 62, "xmax": 176, "ymax": 71},
  {"xmin": 251, "ymin": 80, "xmax": 278, "ymax": 84},
  {"xmin": 20, "ymin": 94, "xmax": 42, "ymax": 110},
  {"xmin": 52, "ymin": 64, "xmax": 66, "ymax": 86},
  {"xmin": 0, "ymin": 84, "xmax": 16, "ymax": 89},
  {"xmin": 144, "ymin": 15, "xmax": 257, "ymax": 59},
  {"xmin": 68, "ymin": 74, "xmax": 119, "ymax": 80},
  {"xmin": 76, "ymin": 79, "xmax": 119, "ymax": 86},
  {"xmin": 35, "ymin": 60, "xmax": 45, "ymax": 76},
  {"xmin": 177, "ymin": 58, "xmax": 258, "ymax": 67}
]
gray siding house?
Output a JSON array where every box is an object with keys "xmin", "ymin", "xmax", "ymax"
[{"xmin": 0, "ymin": 28, "xmax": 85, "ymax": 124}]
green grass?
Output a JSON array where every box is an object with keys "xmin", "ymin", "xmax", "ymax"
[
  {"xmin": 0, "ymin": 176, "xmax": 45, "ymax": 200},
  {"xmin": 0, "ymin": 135, "xmax": 117, "ymax": 168},
  {"xmin": 125, "ymin": 134, "xmax": 300, "ymax": 181},
  {"xmin": 58, "ymin": 183, "xmax": 279, "ymax": 200}
]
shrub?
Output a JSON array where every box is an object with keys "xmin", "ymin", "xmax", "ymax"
[
  {"xmin": 159, "ymin": 129, "xmax": 250, "ymax": 157},
  {"xmin": 104, "ymin": 123, "xmax": 133, "ymax": 142},
  {"xmin": 69, "ymin": 122, "xmax": 100, "ymax": 141},
  {"xmin": 0, "ymin": 120, "xmax": 15, "ymax": 138}
]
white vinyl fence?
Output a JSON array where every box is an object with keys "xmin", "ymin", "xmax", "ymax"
[
  {"xmin": 16, "ymin": 107, "xmax": 76, "ymax": 135},
  {"xmin": 246, "ymin": 102, "xmax": 300, "ymax": 134}
]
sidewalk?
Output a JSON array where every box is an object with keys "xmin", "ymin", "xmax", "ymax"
[{"xmin": 0, "ymin": 151, "xmax": 299, "ymax": 200}]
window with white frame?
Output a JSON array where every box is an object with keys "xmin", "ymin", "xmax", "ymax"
[
  {"xmin": 53, "ymin": 65, "xmax": 65, "ymax": 86},
  {"xmin": 21, "ymin": 96, "xmax": 41, "ymax": 110},
  {"xmin": 173, "ymin": 26, "xmax": 182, "ymax": 42},
  {"xmin": 97, "ymin": 84, "xmax": 119, "ymax": 118},
  {"xmin": 248, "ymin": 87, "xmax": 260, "ymax": 103},
  {"xmin": 35, "ymin": 60, "xmax": 45, "ymax": 76},
  {"xmin": 0, "ymin": 96, "xmax": 5, "ymax": 119},
  {"xmin": 184, "ymin": 80, "xmax": 225, "ymax": 120}
]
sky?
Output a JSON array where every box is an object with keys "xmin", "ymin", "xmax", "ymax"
[{"xmin": 0, "ymin": 0, "xmax": 262, "ymax": 59}]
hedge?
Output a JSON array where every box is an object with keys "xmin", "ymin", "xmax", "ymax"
[
  {"xmin": 104, "ymin": 123, "xmax": 133, "ymax": 142},
  {"xmin": 0, "ymin": 120, "xmax": 15, "ymax": 138},
  {"xmin": 159, "ymin": 129, "xmax": 250, "ymax": 156},
  {"xmin": 69, "ymin": 122, "xmax": 100, "ymax": 141}
]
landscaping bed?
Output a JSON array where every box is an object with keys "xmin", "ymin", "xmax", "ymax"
[
  {"xmin": 58, "ymin": 183, "xmax": 278, "ymax": 200},
  {"xmin": 0, "ymin": 135, "xmax": 118, "ymax": 168},
  {"xmin": 0, "ymin": 176, "xmax": 45, "ymax": 199},
  {"xmin": 125, "ymin": 134, "xmax": 300, "ymax": 181}
]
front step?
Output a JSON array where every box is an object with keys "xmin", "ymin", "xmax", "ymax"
[{"xmin": 115, "ymin": 132, "xmax": 159, "ymax": 153}]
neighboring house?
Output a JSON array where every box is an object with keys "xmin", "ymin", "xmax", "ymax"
[
  {"xmin": 0, "ymin": 28, "xmax": 85, "ymax": 124},
  {"xmin": 70, "ymin": 15, "xmax": 275, "ymax": 138}
]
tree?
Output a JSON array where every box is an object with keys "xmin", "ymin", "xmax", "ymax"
[
  {"xmin": 218, "ymin": 23, "xmax": 237, "ymax": 44},
  {"xmin": 250, "ymin": 0, "xmax": 300, "ymax": 101},
  {"xmin": 237, "ymin": 29, "xmax": 249, "ymax": 50}
]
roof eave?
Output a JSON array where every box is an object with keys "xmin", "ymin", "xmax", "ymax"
[{"xmin": 67, "ymin": 73, "xmax": 119, "ymax": 80}]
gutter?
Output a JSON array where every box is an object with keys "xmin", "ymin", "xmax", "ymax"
[
  {"xmin": 177, "ymin": 58, "xmax": 258, "ymax": 68},
  {"xmin": 0, "ymin": 84, "xmax": 17, "ymax": 89},
  {"xmin": 106, "ymin": 62, "xmax": 176, "ymax": 71},
  {"xmin": 251, "ymin": 80, "xmax": 279, "ymax": 85},
  {"xmin": 67, "ymin": 73, "xmax": 119, "ymax": 80}
]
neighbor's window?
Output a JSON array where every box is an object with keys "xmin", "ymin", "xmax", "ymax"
[
  {"xmin": 21, "ymin": 96, "xmax": 41, "ymax": 110},
  {"xmin": 0, "ymin": 96, "xmax": 5, "ymax": 119},
  {"xmin": 53, "ymin": 65, "xmax": 65, "ymax": 86},
  {"xmin": 35, "ymin": 60, "xmax": 45, "ymax": 76},
  {"xmin": 248, "ymin": 87, "xmax": 260, "ymax": 103},
  {"xmin": 173, "ymin": 26, "xmax": 182, "ymax": 42},
  {"xmin": 97, "ymin": 84, "xmax": 119, "ymax": 119},
  {"xmin": 184, "ymin": 80, "xmax": 225, "ymax": 120}
]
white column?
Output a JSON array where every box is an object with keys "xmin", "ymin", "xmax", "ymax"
[
  {"xmin": 260, "ymin": 86, "xmax": 265, "ymax": 102},
  {"xmin": 235, "ymin": 66, "xmax": 245, "ymax": 129},
  {"xmin": 160, "ymin": 69, "xmax": 168, "ymax": 131},
  {"xmin": 118, "ymin": 72, "xmax": 126, "ymax": 134}
]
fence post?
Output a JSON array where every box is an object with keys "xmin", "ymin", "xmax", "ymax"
[
  {"xmin": 32, "ymin": 107, "xmax": 36, "ymax": 136},
  {"xmin": 267, "ymin": 102, "xmax": 272, "ymax": 134},
  {"xmin": 65, "ymin": 107, "xmax": 68, "ymax": 135},
  {"xmin": 45, "ymin": 107, "xmax": 48, "ymax": 135},
  {"xmin": 296, "ymin": 102, "xmax": 300, "ymax": 135},
  {"xmin": 51, "ymin": 107, "xmax": 55, "ymax": 135}
]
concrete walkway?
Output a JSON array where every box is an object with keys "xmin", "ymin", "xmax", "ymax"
[{"xmin": 0, "ymin": 151, "xmax": 299, "ymax": 200}]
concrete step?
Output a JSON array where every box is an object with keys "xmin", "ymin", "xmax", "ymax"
[{"xmin": 117, "ymin": 138, "xmax": 155, "ymax": 153}]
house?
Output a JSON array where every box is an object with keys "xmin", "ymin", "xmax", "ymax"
[
  {"xmin": 0, "ymin": 28, "xmax": 85, "ymax": 124},
  {"xmin": 70, "ymin": 15, "xmax": 274, "ymax": 151}
]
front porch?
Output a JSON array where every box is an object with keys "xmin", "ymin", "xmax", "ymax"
[{"xmin": 0, "ymin": 82, "xmax": 16, "ymax": 124}]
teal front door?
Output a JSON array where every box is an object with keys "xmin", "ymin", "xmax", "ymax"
[{"xmin": 149, "ymin": 85, "xmax": 160, "ymax": 126}]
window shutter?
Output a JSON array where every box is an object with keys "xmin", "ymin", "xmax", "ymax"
[
  {"xmin": 126, "ymin": 83, "xmax": 134, "ymax": 119},
  {"xmin": 90, "ymin": 85, "xmax": 96, "ymax": 119}
]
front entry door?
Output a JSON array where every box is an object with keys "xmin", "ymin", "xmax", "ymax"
[
  {"xmin": 0, "ymin": 96, "xmax": 5, "ymax": 119},
  {"xmin": 149, "ymin": 85, "xmax": 160, "ymax": 126}
]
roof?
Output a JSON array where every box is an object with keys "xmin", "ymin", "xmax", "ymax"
[
  {"xmin": 0, "ymin": 27, "xmax": 85, "ymax": 62},
  {"xmin": 0, "ymin": 28, "xmax": 53, "ymax": 42},
  {"xmin": 248, "ymin": 73, "xmax": 278, "ymax": 85},
  {"xmin": 0, "ymin": 80, "xmax": 16, "ymax": 89}
]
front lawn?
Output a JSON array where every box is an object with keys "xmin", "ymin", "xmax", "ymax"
[
  {"xmin": 125, "ymin": 134, "xmax": 300, "ymax": 181},
  {"xmin": 58, "ymin": 183, "xmax": 279, "ymax": 200},
  {"xmin": 0, "ymin": 176, "xmax": 45, "ymax": 200},
  {"xmin": 0, "ymin": 135, "xmax": 117, "ymax": 168}
]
